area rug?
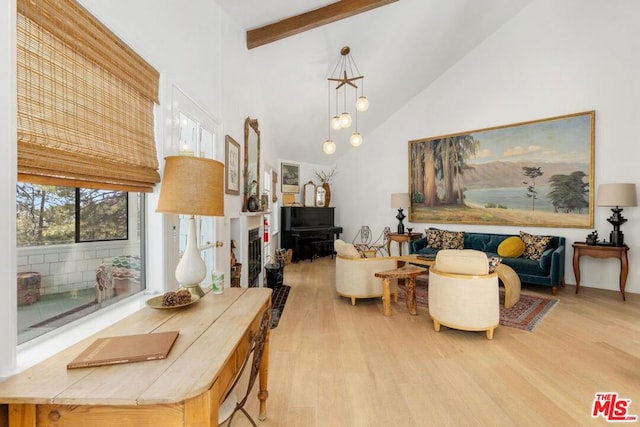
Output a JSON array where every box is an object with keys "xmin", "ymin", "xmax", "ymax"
[
  {"xmin": 397, "ymin": 283, "xmax": 558, "ymax": 331},
  {"xmin": 270, "ymin": 285, "xmax": 290, "ymax": 329}
]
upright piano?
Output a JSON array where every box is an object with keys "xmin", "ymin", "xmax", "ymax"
[{"xmin": 281, "ymin": 207, "xmax": 343, "ymax": 262}]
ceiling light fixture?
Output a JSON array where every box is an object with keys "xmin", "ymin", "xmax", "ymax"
[
  {"xmin": 323, "ymin": 80, "xmax": 337, "ymax": 155},
  {"xmin": 323, "ymin": 46, "xmax": 368, "ymax": 154}
]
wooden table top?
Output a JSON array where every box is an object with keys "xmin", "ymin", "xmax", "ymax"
[
  {"xmin": 0, "ymin": 288, "xmax": 271, "ymax": 406},
  {"xmin": 396, "ymin": 254, "xmax": 435, "ymax": 267},
  {"xmin": 375, "ymin": 265, "xmax": 427, "ymax": 279}
]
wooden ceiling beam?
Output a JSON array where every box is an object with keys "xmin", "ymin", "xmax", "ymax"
[{"xmin": 246, "ymin": 0, "xmax": 399, "ymax": 49}]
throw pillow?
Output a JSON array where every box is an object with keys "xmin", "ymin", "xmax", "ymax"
[
  {"xmin": 334, "ymin": 239, "xmax": 361, "ymax": 258},
  {"xmin": 424, "ymin": 229, "xmax": 443, "ymax": 249},
  {"xmin": 520, "ymin": 231, "xmax": 552, "ymax": 261},
  {"xmin": 488, "ymin": 256, "xmax": 502, "ymax": 274},
  {"xmin": 497, "ymin": 236, "xmax": 526, "ymax": 258},
  {"xmin": 441, "ymin": 230, "xmax": 464, "ymax": 249}
]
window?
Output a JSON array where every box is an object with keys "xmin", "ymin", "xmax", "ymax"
[
  {"xmin": 15, "ymin": 0, "xmax": 159, "ymax": 344},
  {"xmin": 17, "ymin": 184, "xmax": 128, "ymax": 246},
  {"xmin": 16, "ymin": 184, "xmax": 144, "ymax": 344},
  {"xmin": 171, "ymin": 86, "xmax": 223, "ymax": 287}
]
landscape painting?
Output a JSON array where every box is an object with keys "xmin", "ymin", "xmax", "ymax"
[{"xmin": 408, "ymin": 111, "xmax": 595, "ymax": 228}]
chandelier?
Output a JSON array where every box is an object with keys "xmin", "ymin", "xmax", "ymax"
[{"xmin": 323, "ymin": 46, "xmax": 369, "ymax": 155}]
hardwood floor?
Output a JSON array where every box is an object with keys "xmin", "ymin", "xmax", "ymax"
[{"xmin": 241, "ymin": 257, "xmax": 640, "ymax": 426}]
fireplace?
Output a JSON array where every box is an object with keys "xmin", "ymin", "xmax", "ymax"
[{"xmin": 247, "ymin": 228, "xmax": 262, "ymax": 287}]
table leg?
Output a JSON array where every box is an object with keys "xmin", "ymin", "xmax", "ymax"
[
  {"xmin": 258, "ymin": 321, "xmax": 270, "ymax": 420},
  {"xmin": 620, "ymin": 252, "xmax": 629, "ymax": 301},
  {"xmin": 382, "ymin": 278, "xmax": 391, "ymax": 316},
  {"xmin": 573, "ymin": 248, "xmax": 581, "ymax": 294},
  {"xmin": 405, "ymin": 277, "xmax": 417, "ymax": 315}
]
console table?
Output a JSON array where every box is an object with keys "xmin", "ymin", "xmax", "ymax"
[
  {"xmin": 386, "ymin": 232, "xmax": 422, "ymax": 256},
  {"xmin": 572, "ymin": 242, "xmax": 629, "ymax": 300},
  {"xmin": 0, "ymin": 288, "xmax": 272, "ymax": 426}
]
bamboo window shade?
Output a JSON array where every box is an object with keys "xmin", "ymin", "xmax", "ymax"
[{"xmin": 17, "ymin": 0, "xmax": 160, "ymax": 192}]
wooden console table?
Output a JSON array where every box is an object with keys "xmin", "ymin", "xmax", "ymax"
[
  {"xmin": 0, "ymin": 288, "xmax": 272, "ymax": 426},
  {"xmin": 572, "ymin": 242, "xmax": 629, "ymax": 300},
  {"xmin": 386, "ymin": 232, "xmax": 422, "ymax": 256}
]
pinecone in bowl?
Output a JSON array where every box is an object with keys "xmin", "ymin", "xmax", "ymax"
[
  {"xmin": 176, "ymin": 288, "xmax": 192, "ymax": 305},
  {"xmin": 161, "ymin": 291, "xmax": 178, "ymax": 306}
]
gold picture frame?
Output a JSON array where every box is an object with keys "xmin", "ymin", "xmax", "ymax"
[
  {"xmin": 225, "ymin": 135, "xmax": 240, "ymax": 195},
  {"xmin": 408, "ymin": 111, "xmax": 595, "ymax": 228}
]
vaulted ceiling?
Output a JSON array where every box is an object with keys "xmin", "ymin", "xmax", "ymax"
[{"xmin": 215, "ymin": 0, "xmax": 532, "ymax": 164}]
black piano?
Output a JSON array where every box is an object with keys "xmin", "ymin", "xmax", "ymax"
[{"xmin": 281, "ymin": 206, "xmax": 343, "ymax": 262}]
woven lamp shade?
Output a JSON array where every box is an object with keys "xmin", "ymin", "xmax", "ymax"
[{"xmin": 157, "ymin": 156, "xmax": 224, "ymax": 217}]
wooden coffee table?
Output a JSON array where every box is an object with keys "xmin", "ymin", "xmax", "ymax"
[
  {"xmin": 375, "ymin": 265, "xmax": 427, "ymax": 316},
  {"xmin": 396, "ymin": 254, "xmax": 435, "ymax": 268},
  {"xmin": 396, "ymin": 254, "xmax": 520, "ymax": 308}
]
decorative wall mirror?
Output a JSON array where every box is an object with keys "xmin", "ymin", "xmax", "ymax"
[
  {"xmin": 243, "ymin": 117, "xmax": 260, "ymax": 211},
  {"xmin": 316, "ymin": 186, "xmax": 326, "ymax": 207},
  {"xmin": 303, "ymin": 181, "xmax": 316, "ymax": 207}
]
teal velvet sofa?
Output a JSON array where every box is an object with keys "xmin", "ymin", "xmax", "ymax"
[{"xmin": 410, "ymin": 231, "xmax": 566, "ymax": 294}]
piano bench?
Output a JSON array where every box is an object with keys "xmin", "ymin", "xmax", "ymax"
[{"xmin": 311, "ymin": 240, "xmax": 335, "ymax": 262}]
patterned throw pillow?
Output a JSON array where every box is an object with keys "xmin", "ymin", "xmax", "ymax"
[
  {"xmin": 520, "ymin": 231, "xmax": 552, "ymax": 261},
  {"xmin": 488, "ymin": 256, "xmax": 502, "ymax": 274},
  {"xmin": 424, "ymin": 229, "xmax": 443, "ymax": 249},
  {"xmin": 441, "ymin": 230, "xmax": 465, "ymax": 249}
]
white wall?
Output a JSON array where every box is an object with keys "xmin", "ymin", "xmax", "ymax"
[
  {"xmin": 334, "ymin": 0, "xmax": 640, "ymax": 295},
  {"xmin": 0, "ymin": 0, "xmax": 17, "ymax": 376}
]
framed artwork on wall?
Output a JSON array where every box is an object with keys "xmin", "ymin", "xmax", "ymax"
[
  {"xmin": 225, "ymin": 135, "xmax": 240, "ymax": 195},
  {"xmin": 408, "ymin": 111, "xmax": 595, "ymax": 228},
  {"xmin": 281, "ymin": 162, "xmax": 300, "ymax": 193}
]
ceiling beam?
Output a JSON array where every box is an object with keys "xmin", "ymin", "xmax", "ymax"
[{"xmin": 246, "ymin": 0, "xmax": 399, "ymax": 49}]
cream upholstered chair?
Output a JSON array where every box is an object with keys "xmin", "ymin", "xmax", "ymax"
[
  {"xmin": 334, "ymin": 239, "xmax": 398, "ymax": 305},
  {"xmin": 428, "ymin": 249, "xmax": 500, "ymax": 339}
]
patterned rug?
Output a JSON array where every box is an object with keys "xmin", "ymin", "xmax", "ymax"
[
  {"xmin": 397, "ymin": 282, "xmax": 558, "ymax": 331},
  {"xmin": 270, "ymin": 285, "xmax": 290, "ymax": 329}
]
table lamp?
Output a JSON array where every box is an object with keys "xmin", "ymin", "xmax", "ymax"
[
  {"xmin": 157, "ymin": 156, "xmax": 224, "ymax": 297},
  {"xmin": 596, "ymin": 183, "xmax": 637, "ymax": 246},
  {"xmin": 390, "ymin": 193, "xmax": 410, "ymax": 234}
]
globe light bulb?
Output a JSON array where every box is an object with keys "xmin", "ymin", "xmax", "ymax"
[
  {"xmin": 323, "ymin": 139, "xmax": 336, "ymax": 154},
  {"xmin": 340, "ymin": 112, "xmax": 352, "ymax": 128},
  {"xmin": 331, "ymin": 116, "xmax": 342, "ymax": 130},
  {"xmin": 356, "ymin": 96, "xmax": 369, "ymax": 112},
  {"xmin": 350, "ymin": 132, "xmax": 363, "ymax": 147}
]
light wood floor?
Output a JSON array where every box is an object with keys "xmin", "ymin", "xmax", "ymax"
[{"xmin": 239, "ymin": 257, "xmax": 640, "ymax": 426}]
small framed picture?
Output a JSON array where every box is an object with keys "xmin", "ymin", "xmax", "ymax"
[
  {"xmin": 281, "ymin": 162, "xmax": 300, "ymax": 193},
  {"xmin": 225, "ymin": 135, "xmax": 240, "ymax": 195}
]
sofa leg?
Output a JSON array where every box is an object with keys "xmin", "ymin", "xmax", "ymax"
[
  {"xmin": 433, "ymin": 320, "xmax": 441, "ymax": 332},
  {"xmin": 485, "ymin": 328, "xmax": 494, "ymax": 340},
  {"xmin": 561, "ymin": 279, "xmax": 566, "ymax": 288},
  {"xmin": 552, "ymin": 286, "xmax": 558, "ymax": 295},
  {"xmin": 350, "ymin": 296, "xmax": 356, "ymax": 306}
]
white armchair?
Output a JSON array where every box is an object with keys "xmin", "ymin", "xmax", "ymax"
[
  {"xmin": 334, "ymin": 239, "xmax": 397, "ymax": 305},
  {"xmin": 428, "ymin": 249, "xmax": 499, "ymax": 339}
]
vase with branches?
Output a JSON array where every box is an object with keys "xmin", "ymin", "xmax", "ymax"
[{"xmin": 313, "ymin": 167, "xmax": 337, "ymax": 207}]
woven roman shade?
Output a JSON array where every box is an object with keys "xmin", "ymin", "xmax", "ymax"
[{"xmin": 17, "ymin": 0, "xmax": 160, "ymax": 192}]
